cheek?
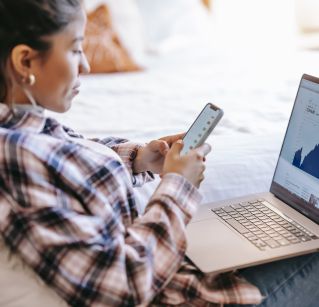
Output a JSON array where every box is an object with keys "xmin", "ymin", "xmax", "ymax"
[
  {"xmin": 43, "ymin": 54, "xmax": 77, "ymax": 94},
  {"xmin": 56, "ymin": 56, "xmax": 77, "ymax": 89},
  {"xmin": 32, "ymin": 51, "xmax": 81, "ymax": 111}
]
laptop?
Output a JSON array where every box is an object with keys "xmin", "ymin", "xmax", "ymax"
[{"xmin": 186, "ymin": 74, "xmax": 319, "ymax": 273}]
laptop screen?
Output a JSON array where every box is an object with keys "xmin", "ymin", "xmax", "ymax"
[{"xmin": 271, "ymin": 74, "xmax": 319, "ymax": 224}]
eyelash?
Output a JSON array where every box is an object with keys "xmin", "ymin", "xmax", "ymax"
[{"xmin": 73, "ymin": 50, "xmax": 83, "ymax": 55}]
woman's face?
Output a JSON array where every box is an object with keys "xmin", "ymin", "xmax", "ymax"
[{"xmin": 10, "ymin": 6, "xmax": 90, "ymax": 113}]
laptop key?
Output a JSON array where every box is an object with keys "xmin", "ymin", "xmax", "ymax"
[
  {"xmin": 245, "ymin": 206, "xmax": 255, "ymax": 211},
  {"xmin": 248, "ymin": 236, "xmax": 259, "ymax": 242},
  {"xmin": 253, "ymin": 230, "xmax": 264, "ymax": 235},
  {"xmin": 248, "ymin": 200, "xmax": 259, "ymax": 204},
  {"xmin": 223, "ymin": 206, "xmax": 235, "ymax": 213},
  {"xmin": 276, "ymin": 238, "xmax": 290, "ymax": 246},
  {"xmin": 226, "ymin": 219, "xmax": 249, "ymax": 234},
  {"xmin": 212, "ymin": 209, "xmax": 224, "ymax": 214},
  {"xmin": 250, "ymin": 218, "xmax": 260, "ymax": 223},
  {"xmin": 293, "ymin": 231, "xmax": 304, "ymax": 237},
  {"xmin": 219, "ymin": 214, "xmax": 231, "ymax": 218},
  {"xmin": 300, "ymin": 236, "xmax": 311, "ymax": 242},
  {"xmin": 222, "ymin": 216, "xmax": 233, "ymax": 220},
  {"xmin": 289, "ymin": 237, "xmax": 301, "ymax": 243},
  {"xmin": 265, "ymin": 239, "xmax": 280, "ymax": 248},
  {"xmin": 241, "ymin": 202, "xmax": 252, "ymax": 207},
  {"xmin": 231, "ymin": 203, "xmax": 242, "ymax": 209},
  {"xmin": 253, "ymin": 239, "xmax": 267, "ymax": 248},
  {"xmin": 236, "ymin": 209, "xmax": 248, "ymax": 213}
]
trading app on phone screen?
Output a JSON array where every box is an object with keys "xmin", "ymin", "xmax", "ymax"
[{"xmin": 182, "ymin": 105, "xmax": 221, "ymax": 155}]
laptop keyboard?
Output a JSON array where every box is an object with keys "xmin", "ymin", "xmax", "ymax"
[{"xmin": 212, "ymin": 199, "xmax": 318, "ymax": 251}]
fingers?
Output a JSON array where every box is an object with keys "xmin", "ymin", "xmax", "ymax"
[
  {"xmin": 169, "ymin": 140, "xmax": 184, "ymax": 156},
  {"xmin": 199, "ymin": 174, "xmax": 205, "ymax": 184},
  {"xmin": 195, "ymin": 143, "xmax": 212, "ymax": 158},
  {"xmin": 149, "ymin": 140, "xmax": 169, "ymax": 154},
  {"xmin": 160, "ymin": 141, "xmax": 170, "ymax": 154},
  {"xmin": 159, "ymin": 132, "xmax": 186, "ymax": 145},
  {"xmin": 194, "ymin": 174, "xmax": 205, "ymax": 188}
]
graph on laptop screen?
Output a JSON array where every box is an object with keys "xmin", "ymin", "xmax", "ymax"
[{"xmin": 271, "ymin": 77, "xmax": 319, "ymax": 224}]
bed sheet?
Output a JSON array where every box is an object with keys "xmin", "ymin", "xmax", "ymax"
[{"xmin": 47, "ymin": 46, "xmax": 319, "ymax": 210}]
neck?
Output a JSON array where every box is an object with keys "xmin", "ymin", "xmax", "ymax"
[
  {"xmin": 5, "ymin": 84, "xmax": 37, "ymax": 107},
  {"xmin": 3, "ymin": 85, "xmax": 44, "ymax": 115},
  {"xmin": 6, "ymin": 91, "xmax": 31, "ymax": 105}
]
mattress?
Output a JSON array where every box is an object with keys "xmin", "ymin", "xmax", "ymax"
[{"xmin": 47, "ymin": 45, "xmax": 319, "ymax": 210}]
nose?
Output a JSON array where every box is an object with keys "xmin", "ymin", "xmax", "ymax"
[{"xmin": 79, "ymin": 52, "xmax": 90, "ymax": 75}]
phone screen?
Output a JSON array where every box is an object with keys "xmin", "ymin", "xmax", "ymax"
[{"xmin": 181, "ymin": 103, "xmax": 223, "ymax": 155}]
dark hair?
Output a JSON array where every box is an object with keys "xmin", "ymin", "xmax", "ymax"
[{"xmin": 0, "ymin": 0, "xmax": 82, "ymax": 101}]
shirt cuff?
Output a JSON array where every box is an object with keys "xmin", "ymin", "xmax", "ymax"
[
  {"xmin": 148, "ymin": 173, "xmax": 202, "ymax": 223},
  {"xmin": 114, "ymin": 142, "xmax": 155, "ymax": 187}
]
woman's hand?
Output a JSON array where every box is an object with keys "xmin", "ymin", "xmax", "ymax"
[
  {"xmin": 162, "ymin": 140, "xmax": 211, "ymax": 188},
  {"xmin": 133, "ymin": 133, "xmax": 185, "ymax": 174}
]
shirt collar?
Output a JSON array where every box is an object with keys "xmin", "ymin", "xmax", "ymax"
[
  {"xmin": 13, "ymin": 103, "xmax": 45, "ymax": 115},
  {"xmin": 0, "ymin": 103, "xmax": 47, "ymax": 134}
]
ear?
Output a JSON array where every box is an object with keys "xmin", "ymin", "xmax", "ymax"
[{"xmin": 10, "ymin": 45, "xmax": 38, "ymax": 81}]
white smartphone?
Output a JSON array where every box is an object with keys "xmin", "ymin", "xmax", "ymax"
[{"xmin": 181, "ymin": 103, "xmax": 224, "ymax": 155}]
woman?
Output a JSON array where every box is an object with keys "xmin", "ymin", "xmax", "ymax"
[{"xmin": 0, "ymin": 1, "xmax": 318, "ymax": 306}]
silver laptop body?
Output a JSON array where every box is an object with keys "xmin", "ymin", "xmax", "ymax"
[{"xmin": 186, "ymin": 74, "xmax": 319, "ymax": 273}]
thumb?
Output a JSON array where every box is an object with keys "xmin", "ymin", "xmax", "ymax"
[
  {"xmin": 148, "ymin": 140, "xmax": 169, "ymax": 155},
  {"xmin": 147, "ymin": 140, "xmax": 160, "ymax": 152},
  {"xmin": 170, "ymin": 139, "xmax": 184, "ymax": 156},
  {"xmin": 196, "ymin": 143, "xmax": 212, "ymax": 157},
  {"xmin": 158, "ymin": 140, "xmax": 169, "ymax": 154}
]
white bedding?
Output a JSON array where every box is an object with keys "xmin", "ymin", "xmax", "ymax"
[{"xmin": 48, "ymin": 45, "xmax": 319, "ymax": 209}]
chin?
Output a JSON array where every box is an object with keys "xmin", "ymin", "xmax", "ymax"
[
  {"xmin": 56, "ymin": 99, "xmax": 73, "ymax": 113},
  {"xmin": 46, "ymin": 102, "xmax": 71, "ymax": 114},
  {"xmin": 62, "ymin": 102, "xmax": 72, "ymax": 113}
]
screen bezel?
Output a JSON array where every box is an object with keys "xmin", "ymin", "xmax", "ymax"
[{"xmin": 270, "ymin": 74, "xmax": 319, "ymax": 225}]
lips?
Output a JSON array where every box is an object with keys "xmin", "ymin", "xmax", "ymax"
[
  {"xmin": 73, "ymin": 82, "xmax": 81, "ymax": 91},
  {"xmin": 71, "ymin": 82, "xmax": 81, "ymax": 97}
]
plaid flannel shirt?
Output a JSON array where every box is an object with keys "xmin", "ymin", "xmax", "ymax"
[{"xmin": 0, "ymin": 104, "xmax": 262, "ymax": 306}]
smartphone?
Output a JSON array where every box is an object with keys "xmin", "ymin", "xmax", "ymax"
[{"xmin": 181, "ymin": 103, "xmax": 224, "ymax": 155}]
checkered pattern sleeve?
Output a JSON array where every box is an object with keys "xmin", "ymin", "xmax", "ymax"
[
  {"xmin": 88, "ymin": 136, "xmax": 155, "ymax": 187},
  {"xmin": 0, "ymin": 114, "xmax": 263, "ymax": 306},
  {"xmin": 0, "ymin": 131, "xmax": 205, "ymax": 306}
]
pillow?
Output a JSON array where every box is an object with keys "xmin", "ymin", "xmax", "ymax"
[
  {"xmin": 83, "ymin": 0, "xmax": 146, "ymax": 64},
  {"xmin": 0, "ymin": 239, "xmax": 67, "ymax": 307},
  {"xmin": 135, "ymin": 0, "xmax": 212, "ymax": 54},
  {"xmin": 83, "ymin": 4, "xmax": 141, "ymax": 73},
  {"xmin": 202, "ymin": 0, "xmax": 211, "ymax": 9}
]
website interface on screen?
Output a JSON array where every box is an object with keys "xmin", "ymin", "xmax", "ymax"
[
  {"xmin": 182, "ymin": 105, "xmax": 220, "ymax": 155},
  {"xmin": 272, "ymin": 78, "xmax": 319, "ymax": 223}
]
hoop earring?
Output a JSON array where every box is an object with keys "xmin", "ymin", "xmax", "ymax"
[
  {"xmin": 22, "ymin": 74, "xmax": 36, "ymax": 86},
  {"xmin": 28, "ymin": 74, "xmax": 36, "ymax": 86}
]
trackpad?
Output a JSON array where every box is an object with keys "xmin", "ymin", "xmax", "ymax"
[{"xmin": 186, "ymin": 218, "xmax": 255, "ymax": 273}]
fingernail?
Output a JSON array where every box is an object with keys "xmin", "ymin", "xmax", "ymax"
[{"xmin": 177, "ymin": 140, "xmax": 183, "ymax": 144}]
